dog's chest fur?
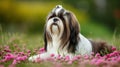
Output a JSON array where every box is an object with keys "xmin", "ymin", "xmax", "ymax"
[
  {"xmin": 47, "ymin": 33, "xmax": 92, "ymax": 57},
  {"xmin": 47, "ymin": 34, "xmax": 69, "ymax": 57}
]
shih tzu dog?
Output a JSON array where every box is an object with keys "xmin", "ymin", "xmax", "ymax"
[{"xmin": 29, "ymin": 5, "xmax": 112, "ymax": 61}]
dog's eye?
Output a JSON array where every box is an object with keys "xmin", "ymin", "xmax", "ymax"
[
  {"xmin": 63, "ymin": 12, "xmax": 68, "ymax": 16},
  {"xmin": 48, "ymin": 13, "xmax": 56, "ymax": 19},
  {"xmin": 49, "ymin": 15, "xmax": 54, "ymax": 19}
]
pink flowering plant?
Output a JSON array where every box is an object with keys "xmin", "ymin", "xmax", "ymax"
[
  {"xmin": 0, "ymin": 34, "xmax": 120, "ymax": 67},
  {"xmin": 1, "ymin": 44, "xmax": 120, "ymax": 67}
]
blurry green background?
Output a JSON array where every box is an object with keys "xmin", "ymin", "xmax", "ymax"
[{"xmin": 0, "ymin": 0, "xmax": 120, "ymax": 45}]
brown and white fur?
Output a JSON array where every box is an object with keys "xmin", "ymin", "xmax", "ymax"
[{"xmin": 29, "ymin": 5, "xmax": 112, "ymax": 61}]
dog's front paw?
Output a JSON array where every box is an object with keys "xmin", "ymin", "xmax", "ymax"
[
  {"xmin": 28, "ymin": 53, "xmax": 50, "ymax": 62},
  {"xmin": 28, "ymin": 54, "xmax": 41, "ymax": 62}
]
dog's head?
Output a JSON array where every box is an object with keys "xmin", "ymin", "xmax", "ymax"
[{"xmin": 44, "ymin": 5, "xmax": 80, "ymax": 53}]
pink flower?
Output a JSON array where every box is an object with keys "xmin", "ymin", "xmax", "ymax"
[
  {"xmin": 65, "ymin": 56, "xmax": 70, "ymax": 62},
  {"xmin": 12, "ymin": 60, "xmax": 17, "ymax": 65},
  {"xmin": 109, "ymin": 52, "xmax": 115, "ymax": 57},
  {"xmin": 112, "ymin": 46, "xmax": 116, "ymax": 51},
  {"xmin": 16, "ymin": 56, "xmax": 27, "ymax": 61},
  {"xmin": 4, "ymin": 46, "xmax": 11, "ymax": 53},
  {"xmin": 27, "ymin": 50, "xmax": 31, "ymax": 53},
  {"xmin": 91, "ymin": 58, "xmax": 97, "ymax": 64},
  {"xmin": 72, "ymin": 56, "xmax": 78, "ymax": 61},
  {"xmin": 4, "ymin": 56, "xmax": 10, "ymax": 61},
  {"xmin": 76, "ymin": 55, "xmax": 81, "ymax": 59},
  {"xmin": 95, "ymin": 53, "xmax": 101, "ymax": 58},
  {"xmin": 18, "ymin": 52, "xmax": 25, "ymax": 56},
  {"xmin": 12, "ymin": 55, "xmax": 28, "ymax": 64},
  {"xmin": 95, "ymin": 59, "xmax": 104, "ymax": 65},
  {"xmin": 56, "ymin": 55, "xmax": 61, "ymax": 60},
  {"xmin": 34, "ymin": 57, "xmax": 41, "ymax": 63},
  {"xmin": 116, "ymin": 57, "xmax": 120, "ymax": 62},
  {"xmin": 39, "ymin": 47, "xmax": 45, "ymax": 53},
  {"xmin": 111, "ymin": 57, "xmax": 117, "ymax": 61},
  {"xmin": 50, "ymin": 54, "xmax": 55, "ymax": 57},
  {"xmin": 84, "ymin": 55, "xmax": 89, "ymax": 60},
  {"xmin": 40, "ymin": 47, "xmax": 45, "ymax": 51},
  {"xmin": 22, "ymin": 56, "xmax": 27, "ymax": 60},
  {"xmin": 16, "ymin": 57, "xmax": 22, "ymax": 61},
  {"xmin": 4, "ymin": 49, "xmax": 11, "ymax": 53},
  {"xmin": 4, "ymin": 53, "xmax": 15, "ymax": 61},
  {"xmin": 106, "ymin": 54, "xmax": 110, "ymax": 58}
]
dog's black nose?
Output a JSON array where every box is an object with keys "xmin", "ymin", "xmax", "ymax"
[{"xmin": 53, "ymin": 18, "xmax": 58, "ymax": 22}]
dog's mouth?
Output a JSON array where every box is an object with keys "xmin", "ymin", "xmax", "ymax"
[
  {"xmin": 52, "ymin": 23, "xmax": 58, "ymax": 26},
  {"xmin": 50, "ymin": 23, "xmax": 60, "ymax": 34}
]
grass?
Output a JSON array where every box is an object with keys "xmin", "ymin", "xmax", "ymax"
[{"xmin": 0, "ymin": 32, "xmax": 44, "ymax": 50}]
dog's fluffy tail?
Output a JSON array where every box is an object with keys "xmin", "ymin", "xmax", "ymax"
[{"xmin": 90, "ymin": 40, "xmax": 113, "ymax": 56}]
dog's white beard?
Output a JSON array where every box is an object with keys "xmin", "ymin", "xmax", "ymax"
[{"xmin": 52, "ymin": 25, "xmax": 59, "ymax": 34}]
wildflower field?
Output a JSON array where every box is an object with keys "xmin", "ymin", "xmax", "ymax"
[
  {"xmin": 0, "ymin": 32, "xmax": 120, "ymax": 67},
  {"xmin": 0, "ymin": 0, "xmax": 120, "ymax": 67}
]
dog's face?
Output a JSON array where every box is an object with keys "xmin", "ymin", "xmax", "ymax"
[
  {"xmin": 46, "ymin": 6, "xmax": 64, "ymax": 36},
  {"xmin": 44, "ymin": 5, "xmax": 80, "ymax": 53}
]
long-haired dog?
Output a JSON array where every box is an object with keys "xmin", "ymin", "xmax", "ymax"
[{"xmin": 29, "ymin": 5, "xmax": 112, "ymax": 61}]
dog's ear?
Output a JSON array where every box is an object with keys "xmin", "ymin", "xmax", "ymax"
[
  {"xmin": 68, "ymin": 12, "xmax": 80, "ymax": 34},
  {"xmin": 44, "ymin": 26, "xmax": 52, "ymax": 52},
  {"xmin": 44, "ymin": 26, "xmax": 47, "ymax": 51},
  {"xmin": 67, "ymin": 12, "xmax": 80, "ymax": 53}
]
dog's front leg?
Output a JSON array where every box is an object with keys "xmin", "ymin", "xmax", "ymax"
[{"xmin": 28, "ymin": 52, "xmax": 50, "ymax": 62}]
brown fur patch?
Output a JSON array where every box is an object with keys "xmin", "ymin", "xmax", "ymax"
[{"xmin": 90, "ymin": 40, "xmax": 112, "ymax": 56}]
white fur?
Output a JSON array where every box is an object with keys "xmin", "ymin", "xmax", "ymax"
[
  {"xmin": 52, "ymin": 5, "xmax": 62, "ymax": 14},
  {"xmin": 55, "ymin": 5, "xmax": 63, "ymax": 16},
  {"xmin": 76, "ymin": 34, "xmax": 92, "ymax": 55}
]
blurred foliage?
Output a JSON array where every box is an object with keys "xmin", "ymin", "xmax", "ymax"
[
  {"xmin": 0, "ymin": 1, "xmax": 89, "ymax": 33},
  {"xmin": 62, "ymin": 0, "xmax": 120, "ymax": 32},
  {"xmin": 0, "ymin": 0, "xmax": 120, "ymax": 38}
]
